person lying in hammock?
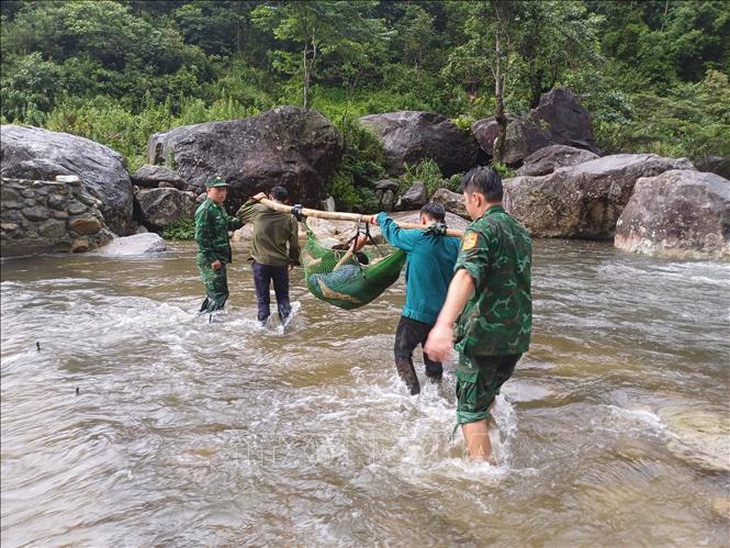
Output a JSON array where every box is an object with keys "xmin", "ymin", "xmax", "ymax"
[{"xmin": 332, "ymin": 234, "xmax": 369, "ymax": 265}]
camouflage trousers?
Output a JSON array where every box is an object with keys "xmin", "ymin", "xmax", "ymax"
[
  {"xmin": 454, "ymin": 353, "xmax": 522, "ymax": 424},
  {"xmin": 197, "ymin": 259, "xmax": 229, "ymax": 313}
]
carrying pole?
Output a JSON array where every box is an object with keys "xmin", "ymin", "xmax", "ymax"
[{"xmin": 250, "ymin": 193, "xmax": 465, "ymax": 237}]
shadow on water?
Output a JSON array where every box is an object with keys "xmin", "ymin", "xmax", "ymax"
[{"xmin": 1, "ymin": 240, "xmax": 729, "ymax": 546}]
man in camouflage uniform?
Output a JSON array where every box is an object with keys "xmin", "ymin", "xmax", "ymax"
[
  {"xmin": 195, "ymin": 176, "xmax": 242, "ymax": 313},
  {"xmin": 425, "ymin": 165, "xmax": 532, "ymax": 462}
]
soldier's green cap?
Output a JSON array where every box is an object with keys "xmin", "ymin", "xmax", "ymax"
[{"xmin": 205, "ymin": 176, "xmax": 229, "ymax": 188}]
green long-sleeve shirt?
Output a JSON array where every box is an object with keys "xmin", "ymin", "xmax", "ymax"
[
  {"xmin": 237, "ymin": 200, "xmax": 300, "ymax": 266},
  {"xmin": 195, "ymin": 199, "xmax": 242, "ymax": 264}
]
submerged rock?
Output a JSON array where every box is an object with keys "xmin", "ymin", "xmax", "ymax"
[
  {"xmin": 712, "ymin": 497, "xmax": 730, "ymax": 521},
  {"xmin": 659, "ymin": 406, "xmax": 730, "ymax": 473},
  {"xmin": 94, "ymin": 233, "xmax": 167, "ymax": 257}
]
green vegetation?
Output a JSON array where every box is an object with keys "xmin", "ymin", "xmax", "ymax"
[
  {"xmin": 328, "ymin": 115, "xmax": 387, "ymax": 211},
  {"xmin": 399, "ymin": 159, "xmax": 451, "ymax": 197},
  {"xmin": 491, "ymin": 162, "xmax": 517, "ymax": 180},
  {"xmin": 161, "ymin": 217, "xmax": 195, "ymax": 241},
  {"xmin": 1, "ymin": 0, "xmax": 728, "ymax": 207}
]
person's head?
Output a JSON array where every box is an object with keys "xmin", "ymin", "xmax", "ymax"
[
  {"xmin": 205, "ymin": 176, "xmax": 229, "ymax": 204},
  {"xmin": 460, "ymin": 166, "xmax": 503, "ymax": 220},
  {"xmin": 420, "ymin": 202, "xmax": 446, "ymax": 225},
  {"xmin": 269, "ymin": 185, "xmax": 289, "ymax": 203}
]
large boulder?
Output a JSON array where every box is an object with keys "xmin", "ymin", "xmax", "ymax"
[
  {"xmin": 131, "ymin": 165, "xmax": 190, "ymax": 190},
  {"xmin": 431, "ymin": 188, "xmax": 468, "ymax": 219},
  {"xmin": 693, "ymin": 156, "xmax": 730, "ymax": 180},
  {"xmin": 147, "ymin": 106, "xmax": 343, "ymax": 213},
  {"xmin": 359, "ymin": 111, "xmax": 480, "ymax": 177},
  {"xmin": 470, "ymin": 117, "xmax": 505, "ymax": 159},
  {"xmin": 516, "ymin": 145, "xmax": 600, "ymax": 177},
  {"xmin": 135, "ymin": 188, "xmax": 197, "ymax": 232},
  {"xmin": 471, "ymin": 87, "xmax": 597, "ymax": 166},
  {"xmin": 532, "ymin": 88, "xmax": 597, "ymax": 152},
  {"xmin": 472, "ymin": 115, "xmax": 553, "ymax": 165},
  {"xmin": 395, "ymin": 181, "xmax": 428, "ymax": 210},
  {"xmin": 374, "ymin": 179, "xmax": 399, "ymax": 212},
  {"xmin": 380, "ymin": 210, "xmax": 470, "ymax": 234},
  {"xmin": 504, "ymin": 154, "xmax": 694, "ymax": 239},
  {"xmin": 0, "ymin": 125, "xmax": 134, "ymax": 235},
  {"xmin": 614, "ymin": 170, "xmax": 729, "ymax": 259}
]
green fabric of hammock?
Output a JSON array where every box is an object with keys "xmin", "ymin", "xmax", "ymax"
[{"xmin": 302, "ymin": 222, "xmax": 407, "ymax": 309}]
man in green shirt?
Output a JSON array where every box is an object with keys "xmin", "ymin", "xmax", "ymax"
[
  {"xmin": 195, "ymin": 176, "xmax": 243, "ymax": 313},
  {"xmin": 425, "ymin": 165, "xmax": 532, "ymax": 462},
  {"xmin": 237, "ymin": 186, "xmax": 300, "ymax": 324}
]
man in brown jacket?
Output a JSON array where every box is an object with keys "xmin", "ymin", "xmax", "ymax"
[{"xmin": 237, "ymin": 186, "xmax": 300, "ymax": 324}]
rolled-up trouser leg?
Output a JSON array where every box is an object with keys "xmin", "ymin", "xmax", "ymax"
[
  {"xmin": 394, "ymin": 315, "xmax": 421, "ymax": 395},
  {"xmin": 252, "ymin": 262, "xmax": 272, "ymax": 322},
  {"xmin": 197, "ymin": 261, "xmax": 229, "ymax": 312},
  {"xmin": 270, "ymin": 265, "xmax": 291, "ymax": 321}
]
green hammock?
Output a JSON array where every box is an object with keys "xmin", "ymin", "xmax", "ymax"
[{"xmin": 302, "ymin": 221, "xmax": 407, "ymax": 310}]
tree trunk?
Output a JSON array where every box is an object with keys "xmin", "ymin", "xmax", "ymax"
[
  {"xmin": 493, "ymin": 30, "xmax": 507, "ymax": 163},
  {"xmin": 302, "ymin": 44, "xmax": 311, "ymax": 111}
]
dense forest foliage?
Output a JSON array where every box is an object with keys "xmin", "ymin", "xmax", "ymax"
[{"xmin": 2, "ymin": 0, "xmax": 728, "ymax": 202}]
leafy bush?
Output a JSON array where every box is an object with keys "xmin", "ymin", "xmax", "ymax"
[
  {"xmin": 161, "ymin": 218, "xmax": 195, "ymax": 240},
  {"xmin": 328, "ymin": 115, "xmax": 387, "ymax": 211},
  {"xmin": 491, "ymin": 161, "xmax": 516, "ymax": 179},
  {"xmin": 0, "ymin": 52, "xmax": 61, "ymax": 125},
  {"xmin": 446, "ymin": 173, "xmax": 463, "ymax": 192},
  {"xmin": 590, "ymin": 71, "xmax": 730, "ymax": 159},
  {"xmin": 45, "ymin": 94, "xmax": 174, "ymax": 171},
  {"xmin": 399, "ymin": 158, "xmax": 446, "ymax": 197},
  {"xmin": 451, "ymin": 115, "xmax": 476, "ymax": 132}
]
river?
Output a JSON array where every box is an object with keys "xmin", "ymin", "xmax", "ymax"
[{"xmin": 1, "ymin": 239, "xmax": 728, "ymax": 546}]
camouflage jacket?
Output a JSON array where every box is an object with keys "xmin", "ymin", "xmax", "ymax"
[
  {"xmin": 195, "ymin": 199, "xmax": 242, "ymax": 264},
  {"xmin": 454, "ymin": 205, "xmax": 532, "ymax": 356}
]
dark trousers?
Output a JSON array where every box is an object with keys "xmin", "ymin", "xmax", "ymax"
[
  {"xmin": 394, "ymin": 315, "xmax": 442, "ymax": 395},
  {"xmin": 252, "ymin": 262, "xmax": 291, "ymax": 322}
]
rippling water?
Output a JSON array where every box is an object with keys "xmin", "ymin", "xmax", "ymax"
[{"xmin": 1, "ymin": 239, "xmax": 729, "ymax": 546}]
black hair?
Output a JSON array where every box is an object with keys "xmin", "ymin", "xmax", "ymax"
[
  {"xmin": 460, "ymin": 166, "xmax": 503, "ymax": 202},
  {"xmin": 270, "ymin": 186, "xmax": 289, "ymax": 202},
  {"xmin": 420, "ymin": 201, "xmax": 446, "ymax": 223}
]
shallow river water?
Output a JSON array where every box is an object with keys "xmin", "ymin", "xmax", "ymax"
[{"xmin": 1, "ymin": 239, "xmax": 729, "ymax": 547}]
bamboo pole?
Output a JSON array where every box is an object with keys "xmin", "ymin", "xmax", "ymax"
[{"xmin": 250, "ymin": 193, "xmax": 465, "ymax": 237}]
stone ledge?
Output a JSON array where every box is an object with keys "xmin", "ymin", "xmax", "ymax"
[{"xmin": 1, "ymin": 176, "xmax": 113, "ymax": 257}]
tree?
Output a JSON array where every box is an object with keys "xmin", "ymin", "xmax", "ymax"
[
  {"xmin": 444, "ymin": 1, "xmax": 525, "ymax": 161},
  {"xmin": 513, "ymin": 1, "xmax": 603, "ymax": 108},
  {"xmin": 444, "ymin": 0, "xmax": 603, "ymax": 160},
  {"xmin": 252, "ymin": 0, "xmax": 385, "ymax": 111}
]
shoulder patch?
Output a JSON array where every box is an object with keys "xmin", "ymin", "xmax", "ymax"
[{"xmin": 462, "ymin": 232, "xmax": 478, "ymax": 250}]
